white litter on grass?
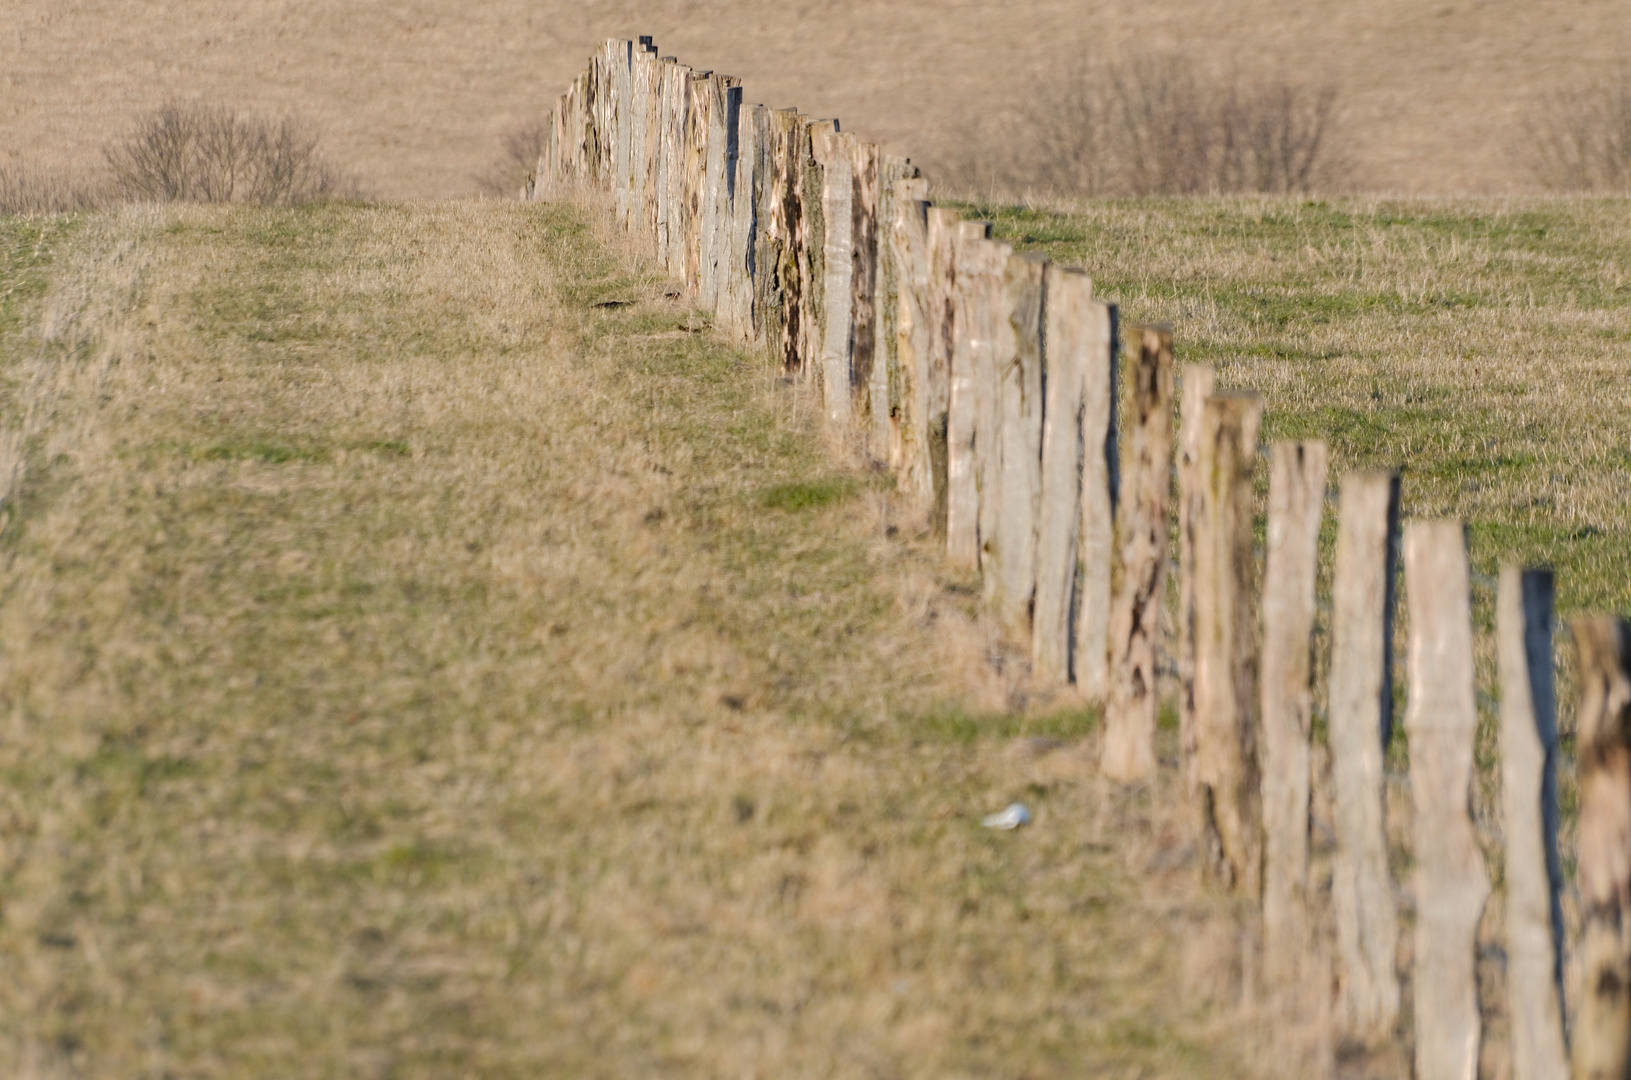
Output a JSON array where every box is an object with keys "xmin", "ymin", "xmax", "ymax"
[{"xmin": 981, "ymin": 802, "xmax": 1031, "ymax": 830}]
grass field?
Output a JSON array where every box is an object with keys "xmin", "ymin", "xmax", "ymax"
[{"xmin": 0, "ymin": 192, "xmax": 1626, "ymax": 1078}]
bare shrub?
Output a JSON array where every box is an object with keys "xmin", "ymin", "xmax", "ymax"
[
  {"xmin": 0, "ymin": 162, "xmax": 107, "ymax": 215},
  {"xmin": 474, "ymin": 121, "xmax": 551, "ymax": 198},
  {"xmin": 104, "ymin": 102, "xmax": 362, "ymax": 205},
  {"xmin": 1015, "ymin": 52, "xmax": 1345, "ymax": 198},
  {"xmin": 1528, "ymin": 68, "xmax": 1631, "ymax": 191}
]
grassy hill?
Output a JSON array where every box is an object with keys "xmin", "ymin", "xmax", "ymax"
[{"xmin": 0, "ymin": 191, "xmax": 1626, "ymax": 1077}]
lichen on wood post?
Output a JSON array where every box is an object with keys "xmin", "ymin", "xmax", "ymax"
[
  {"xmin": 1570, "ymin": 615, "xmax": 1631, "ymax": 1080},
  {"xmin": 1192, "ymin": 391, "xmax": 1263, "ymax": 889},
  {"xmin": 848, "ymin": 139, "xmax": 882, "ymax": 449},
  {"xmin": 1402, "ymin": 520, "xmax": 1488, "ymax": 1080},
  {"xmin": 1032, "ymin": 266, "xmax": 1091, "ymax": 683},
  {"xmin": 1102, "ymin": 325, "xmax": 1173, "ymax": 782},
  {"xmin": 1073, "ymin": 297, "xmax": 1116, "ymax": 700},
  {"xmin": 1328, "ymin": 470, "xmax": 1401, "ymax": 1045},
  {"xmin": 1261, "ymin": 440, "xmax": 1328, "ymax": 982},
  {"xmin": 1498, "ymin": 566, "xmax": 1567, "ymax": 1080},
  {"xmin": 797, "ymin": 119, "xmax": 831, "ymax": 383},
  {"xmin": 1177, "ymin": 364, "xmax": 1216, "ymax": 790}
]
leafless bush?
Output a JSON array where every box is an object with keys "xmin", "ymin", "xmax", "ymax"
[
  {"xmin": 0, "ymin": 162, "xmax": 107, "ymax": 215},
  {"xmin": 473, "ymin": 121, "xmax": 551, "ymax": 198},
  {"xmin": 1015, "ymin": 52, "xmax": 1345, "ymax": 197},
  {"xmin": 1527, "ymin": 68, "xmax": 1631, "ymax": 191},
  {"xmin": 103, "ymin": 102, "xmax": 361, "ymax": 205}
]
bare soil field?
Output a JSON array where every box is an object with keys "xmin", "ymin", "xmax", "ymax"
[{"xmin": 6, "ymin": 0, "xmax": 1631, "ymax": 199}]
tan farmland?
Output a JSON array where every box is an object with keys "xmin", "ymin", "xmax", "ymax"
[{"xmin": 6, "ymin": 0, "xmax": 1631, "ymax": 199}]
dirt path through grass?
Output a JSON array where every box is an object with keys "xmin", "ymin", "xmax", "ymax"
[{"xmin": 0, "ymin": 203, "xmax": 1265, "ymax": 1079}]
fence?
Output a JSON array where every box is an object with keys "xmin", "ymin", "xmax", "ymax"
[{"xmin": 531, "ymin": 38, "xmax": 1631, "ymax": 1080}]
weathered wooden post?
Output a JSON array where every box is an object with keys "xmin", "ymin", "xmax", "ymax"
[
  {"xmin": 1403, "ymin": 520, "xmax": 1489, "ymax": 1080},
  {"xmin": 945, "ymin": 220, "xmax": 992, "ymax": 570},
  {"xmin": 970, "ymin": 237, "xmax": 1008, "ymax": 585},
  {"xmin": 1032, "ymin": 266, "xmax": 1088, "ymax": 683},
  {"xmin": 1073, "ymin": 296, "xmax": 1116, "ymax": 700},
  {"xmin": 1102, "ymin": 325, "xmax": 1173, "ymax": 782},
  {"xmin": 1571, "ymin": 615, "xmax": 1631, "ymax": 1080},
  {"xmin": 876, "ymin": 158, "xmax": 919, "ymax": 470},
  {"xmin": 990, "ymin": 251, "xmax": 1047, "ymax": 633},
  {"xmin": 847, "ymin": 139, "xmax": 882, "ymax": 453},
  {"xmin": 815, "ymin": 126, "xmax": 854, "ymax": 426},
  {"xmin": 759, "ymin": 108, "xmax": 802, "ymax": 372},
  {"xmin": 924, "ymin": 207, "xmax": 962, "ymax": 537},
  {"xmin": 614, "ymin": 38, "xmax": 633, "ymax": 226},
  {"xmin": 720, "ymin": 88, "xmax": 755, "ymax": 342},
  {"xmin": 629, "ymin": 47, "xmax": 649, "ymax": 233},
  {"xmin": 797, "ymin": 118, "xmax": 831, "ymax": 382},
  {"xmin": 682, "ymin": 70, "xmax": 712, "ymax": 294},
  {"xmin": 1329, "ymin": 470, "xmax": 1401, "ymax": 1044},
  {"xmin": 1192, "ymin": 392, "xmax": 1264, "ymax": 889},
  {"xmin": 699, "ymin": 74, "xmax": 728, "ymax": 310},
  {"xmin": 1498, "ymin": 567, "xmax": 1568, "ymax": 1080},
  {"xmin": 1178, "ymin": 364, "xmax": 1217, "ymax": 790},
  {"xmin": 890, "ymin": 180, "xmax": 932, "ymax": 509},
  {"xmin": 1261, "ymin": 440, "xmax": 1328, "ymax": 982}
]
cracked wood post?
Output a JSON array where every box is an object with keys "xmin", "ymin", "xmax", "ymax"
[
  {"xmin": 1193, "ymin": 392, "xmax": 1264, "ymax": 891},
  {"xmin": 848, "ymin": 139, "xmax": 882, "ymax": 450},
  {"xmin": 1498, "ymin": 567, "xmax": 1568, "ymax": 1080},
  {"xmin": 814, "ymin": 126, "xmax": 854, "ymax": 426},
  {"xmin": 797, "ymin": 119, "xmax": 831, "ymax": 382},
  {"xmin": 946, "ymin": 220, "xmax": 992, "ymax": 571},
  {"xmin": 890, "ymin": 177, "xmax": 931, "ymax": 508},
  {"xmin": 924, "ymin": 207, "xmax": 961, "ymax": 539},
  {"xmin": 1102, "ymin": 325, "xmax": 1173, "ymax": 781},
  {"xmin": 629, "ymin": 46, "xmax": 650, "ymax": 235},
  {"xmin": 1073, "ymin": 295, "xmax": 1117, "ymax": 700},
  {"xmin": 1033, "ymin": 268, "xmax": 1088, "ymax": 682},
  {"xmin": 759, "ymin": 108, "xmax": 802, "ymax": 373},
  {"xmin": 1261, "ymin": 440, "xmax": 1328, "ymax": 983},
  {"xmin": 681, "ymin": 69, "xmax": 711, "ymax": 296},
  {"xmin": 658, "ymin": 61, "xmax": 688, "ymax": 276},
  {"xmin": 1329, "ymin": 471, "xmax": 1401, "ymax": 1044},
  {"xmin": 1178, "ymin": 364, "xmax": 1217, "ymax": 791},
  {"xmin": 1403, "ymin": 520, "xmax": 1489, "ymax": 1080},
  {"xmin": 1571, "ymin": 615, "xmax": 1631, "ymax": 1080},
  {"xmin": 991, "ymin": 251, "xmax": 1047, "ymax": 634}
]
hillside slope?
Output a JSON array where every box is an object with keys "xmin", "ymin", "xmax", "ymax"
[{"xmin": 6, "ymin": 0, "xmax": 1631, "ymax": 198}]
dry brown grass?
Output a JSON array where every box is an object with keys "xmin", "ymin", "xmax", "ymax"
[
  {"xmin": 0, "ymin": 199, "xmax": 1286, "ymax": 1077},
  {"xmin": 7, "ymin": 0, "xmax": 1631, "ymax": 199}
]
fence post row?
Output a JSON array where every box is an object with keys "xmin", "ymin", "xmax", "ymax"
[{"xmin": 535, "ymin": 41, "xmax": 1625, "ymax": 1066}]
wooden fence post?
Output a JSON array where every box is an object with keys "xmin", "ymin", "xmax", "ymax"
[
  {"xmin": 614, "ymin": 39, "xmax": 633, "ymax": 225},
  {"xmin": 848, "ymin": 139, "xmax": 882, "ymax": 449},
  {"xmin": 815, "ymin": 126, "xmax": 854, "ymax": 426},
  {"xmin": 890, "ymin": 180, "xmax": 932, "ymax": 509},
  {"xmin": 759, "ymin": 108, "xmax": 801, "ymax": 372},
  {"xmin": 877, "ymin": 159, "xmax": 919, "ymax": 471},
  {"xmin": 1033, "ymin": 266, "xmax": 1089, "ymax": 683},
  {"xmin": 662, "ymin": 63, "xmax": 691, "ymax": 277},
  {"xmin": 1261, "ymin": 440, "xmax": 1328, "ymax": 981},
  {"xmin": 682, "ymin": 70, "xmax": 712, "ymax": 295},
  {"xmin": 1193, "ymin": 392, "xmax": 1264, "ymax": 889},
  {"xmin": 699, "ymin": 75, "xmax": 728, "ymax": 310},
  {"xmin": 1403, "ymin": 520, "xmax": 1489, "ymax": 1080},
  {"xmin": 945, "ymin": 220, "xmax": 992, "ymax": 570},
  {"xmin": 629, "ymin": 48, "xmax": 649, "ymax": 231},
  {"xmin": 654, "ymin": 60, "xmax": 675, "ymax": 269},
  {"xmin": 1329, "ymin": 470, "xmax": 1401, "ymax": 1044},
  {"xmin": 924, "ymin": 207, "xmax": 962, "ymax": 538},
  {"xmin": 991, "ymin": 251, "xmax": 1047, "ymax": 634},
  {"xmin": 1178, "ymin": 364, "xmax": 1217, "ymax": 790},
  {"xmin": 1073, "ymin": 297, "xmax": 1117, "ymax": 700},
  {"xmin": 1570, "ymin": 615, "xmax": 1631, "ymax": 1080},
  {"xmin": 797, "ymin": 119, "xmax": 831, "ymax": 382},
  {"xmin": 1102, "ymin": 325, "xmax": 1173, "ymax": 782},
  {"xmin": 1498, "ymin": 566, "xmax": 1568, "ymax": 1080},
  {"xmin": 971, "ymin": 236, "xmax": 1008, "ymax": 586}
]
